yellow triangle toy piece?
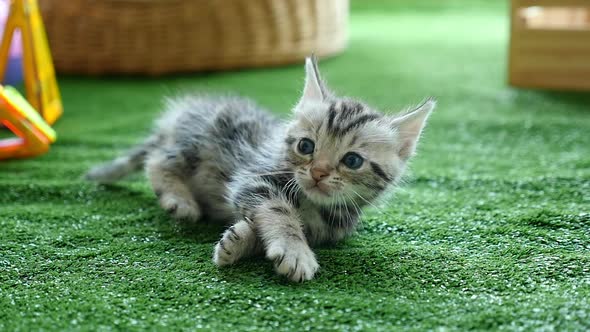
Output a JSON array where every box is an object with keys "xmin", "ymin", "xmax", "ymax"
[
  {"xmin": 3, "ymin": 85, "xmax": 55, "ymax": 141},
  {"xmin": 0, "ymin": 84, "xmax": 55, "ymax": 160},
  {"xmin": 0, "ymin": 0, "xmax": 63, "ymax": 125}
]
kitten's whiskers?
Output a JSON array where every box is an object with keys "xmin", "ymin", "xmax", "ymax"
[
  {"xmin": 350, "ymin": 188, "xmax": 383, "ymax": 213},
  {"xmin": 241, "ymin": 171, "xmax": 295, "ymax": 177}
]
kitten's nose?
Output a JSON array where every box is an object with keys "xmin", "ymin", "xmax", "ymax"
[{"xmin": 311, "ymin": 166, "xmax": 331, "ymax": 182}]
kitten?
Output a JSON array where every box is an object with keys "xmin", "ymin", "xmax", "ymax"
[{"xmin": 86, "ymin": 56, "xmax": 435, "ymax": 282}]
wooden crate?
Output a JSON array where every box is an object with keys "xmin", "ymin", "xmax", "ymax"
[{"xmin": 508, "ymin": 0, "xmax": 590, "ymax": 91}]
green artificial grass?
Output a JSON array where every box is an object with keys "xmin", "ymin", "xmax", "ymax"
[{"xmin": 1, "ymin": 1, "xmax": 589, "ymax": 331}]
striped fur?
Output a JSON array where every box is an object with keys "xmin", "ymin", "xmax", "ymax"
[{"xmin": 85, "ymin": 56, "xmax": 435, "ymax": 282}]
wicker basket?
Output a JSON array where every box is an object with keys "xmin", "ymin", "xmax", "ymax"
[{"xmin": 38, "ymin": 0, "xmax": 349, "ymax": 75}]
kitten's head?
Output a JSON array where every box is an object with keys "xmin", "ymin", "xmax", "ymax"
[{"xmin": 284, "ymin": 56, "xmax": 435, "ymax": 207}]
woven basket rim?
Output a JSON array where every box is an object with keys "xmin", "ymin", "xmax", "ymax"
[
  {"xmin": 41, "ymin": 0, "xmax": 349, "ymax": 75},
  {"xmin": 98, "ymin": 0, "xmax": 183, "ymax": 3}
]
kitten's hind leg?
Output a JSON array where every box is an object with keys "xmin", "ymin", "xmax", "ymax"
[
  {"xmin": 213, "ymin": 219, "xmax": 262, "ymax": 266},
  {"xmin": 146, "ymin": 149, "xmax": 201, "ymax": 222}
]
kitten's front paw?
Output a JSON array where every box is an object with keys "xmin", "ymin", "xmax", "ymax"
[
  {"xmin": 267, "ymin": 242, "xmax": 319, "ymax": 282},
  {"xmin": 213, "ymin": 238, "xmax": 240, "ymax": 267},
  {"xmin": 213, "ymin": 222, "xmax": 257, "ymax": 267},
  {"xmin": 213, "ymin": 234, "xmax": 241, "ymax": 267},
  {"xmin": 158, "ymin": 192, "xmax": 201, "ymax": 221}
]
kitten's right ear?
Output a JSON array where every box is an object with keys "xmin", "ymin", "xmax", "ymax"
[
  {"xmin": 301, "ymin": 55, "xmax": 326, "ymax": 103},
  {"xmin": 390, "ymin": 98, "xmax": 436, "ymax": 161}
]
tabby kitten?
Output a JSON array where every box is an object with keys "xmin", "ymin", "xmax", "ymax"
[{"xmin": 86, "ymin": 56, "xmax": 435, "ymax": 282}]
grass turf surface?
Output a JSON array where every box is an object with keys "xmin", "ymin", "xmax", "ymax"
[{"xmin": 1, "ymin": 1, "xmax": 589, "ymax": 331}]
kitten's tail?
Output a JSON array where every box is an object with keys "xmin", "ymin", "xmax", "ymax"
[{"xmin": 84, "ymin": 135, "xmax": 159, "ymax": 184}]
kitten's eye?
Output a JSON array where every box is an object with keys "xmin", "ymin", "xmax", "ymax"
[
  {"xmin": 342, "ymin": 152, "xmax": 364, "ymax": 170},
  {"xmin": 297, "ymin": 138, "xmax": 315, "ymax": 155}
]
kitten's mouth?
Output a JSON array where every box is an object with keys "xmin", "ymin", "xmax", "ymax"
[
  {"xmin": 295, "ymin": 176, "xmax": 333, "ymax": 199},
  {"xmin": 307, "ymin": 183, "xmax": 331, "ymax": 196}
]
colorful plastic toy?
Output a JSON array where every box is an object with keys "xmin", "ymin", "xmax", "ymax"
[
  {"xmin": 0, "ymin": 85, "xmax": 55, "ymax": 159},
  {"xmin": 0, "ymin": 0, "xmax": 62, "ymax": 124},
  {"xmin": 0, "ymin": 0, "xmax": 62, "ymax": 159}
]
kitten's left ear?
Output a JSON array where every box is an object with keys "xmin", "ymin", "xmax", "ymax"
[
  {"xmin": 390, "ymin": 98, "xmax": 436, "ymax": 160},
  {"xmin": 301, "ymin": 55, "xmax": 327, "ymax": 103}
]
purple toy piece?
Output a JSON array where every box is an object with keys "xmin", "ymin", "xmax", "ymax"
[{"xmin": 0, "ymin": 0, "xmax": 23, "ymax": 85}]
